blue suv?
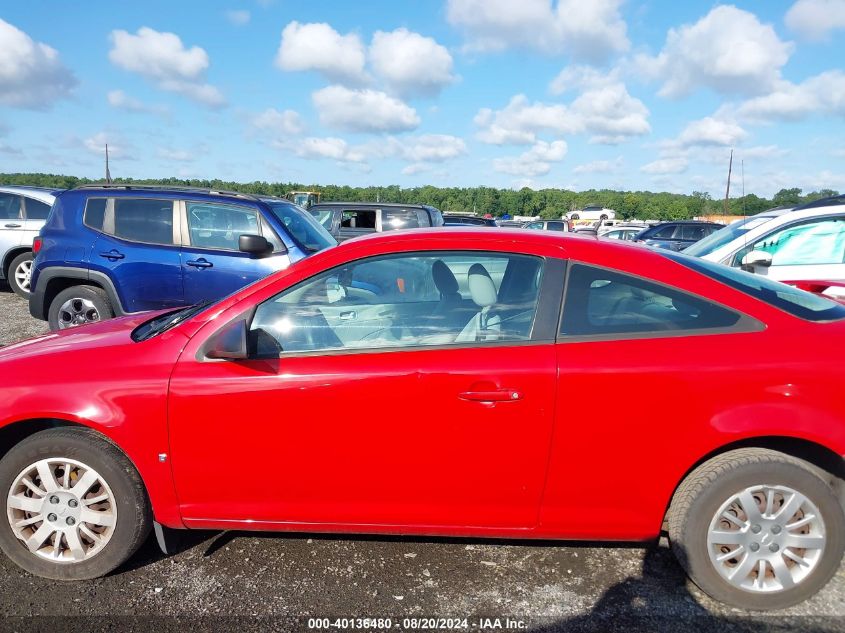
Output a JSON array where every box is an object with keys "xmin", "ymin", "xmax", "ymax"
[{"xmin": 30, "ymin": 185, "xmax": 336, "ymax": 330}]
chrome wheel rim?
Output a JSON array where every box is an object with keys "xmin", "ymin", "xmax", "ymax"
[
  {"xmin": 707, "ymin": 484, "xmax": 825, "ymax": 593},
  {"xmin": 14, "ymin": 259, "xmax": 31, "ymax": 292},
  {"xmin": 6, "ymin": 458, "xmax": 117, "ymax": 563},
  {"xmin": 57, "ymin": 298, "xmax": 100, "ymax": 329}
]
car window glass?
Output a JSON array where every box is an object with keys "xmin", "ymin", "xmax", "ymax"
[
  {"xmin": 0, "ymin": 193, "xmax": 22, "ymax": 220},
  {"xmin": 681, "ymin": 225, "xmax": 706, "ymax": 240},
  {"xmin": 547, "ymin": 222, "xmax": 566, "ymax": 231},
  {"xmin": 249, "ymin": 252, "xmax": 544, "ymax": 356},
  {"xmin": 525, "ymin": 221, "xmax": 543, "ymax": 230},
  {"xmin": 341, "ymin": 210, "xmax": 377, "ymax": 230},
  {"xmin": 752, "ymin": 219, "xmax": 845, "ymax": 265},
  {"xmin": 267, "ymin": 202, "xmax": 336, "ymax": 252},
  {"xmin": 24, "ymin": 198, "xmax": 51, "ymax": 220},
  {"xmin": 112, "ymin": 199, "xmax": 174, "ymax": 245},
  {"xmin": 560, "ymin": 263, "xmax": 741, "ymax": 337},
  {"xmin": 84, "ymin": 198, "xmax": 107, "ymax": 231},
  {"xmin": 383, "ymin": 208, "xmax": 421, "ymax": 230},
  {"xmin": 651, "ymin": 225, "xmax": 677, "ymax": 239},
  {"xmin": 187, "ymin": 202, "xmax": 259, "ymax": 250},
  {"xmin": 309, "ymin": 209, "xmax": 334, "ymax": 231}
]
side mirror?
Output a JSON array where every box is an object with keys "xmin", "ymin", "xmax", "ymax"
[
  {"xmin": 239, "ymin": 234, "xmax": 274, "ymax": 257},
  {"xmin": 741, "ymin": 249, "xmax": 773, "ymax": 269},
  {"xmin": 205, "ymin": 318, "xmax": 249, "ymax": 360}
]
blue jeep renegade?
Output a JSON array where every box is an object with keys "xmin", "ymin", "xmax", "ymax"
[{"xmin": 29, "ymin": 185, "xmax": 336, "ymax": 330}]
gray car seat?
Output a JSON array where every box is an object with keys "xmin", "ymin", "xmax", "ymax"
[{"xmin": 455, "ymin": 263, "xmax": 502, "ymax": 342}]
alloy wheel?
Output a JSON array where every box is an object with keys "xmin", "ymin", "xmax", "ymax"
[
  {"xmin": 6, "ymin": 458, "xmax": 117, "ymax": 563},
  {"xmin": 57, "ymin": 298, "xmax": 101, "ymax": 329},
  {"xmin": 707, "ymin": 484, "xmax": 825, "ymax": 593},
  {"xmin": 13, "ymin": 259, "xmax": 32, "ymax": 292}
]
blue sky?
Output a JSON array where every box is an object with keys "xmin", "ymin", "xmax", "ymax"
[{"xmin": 1, "ymin": 0, "xmax": 844, "ymax": 197}]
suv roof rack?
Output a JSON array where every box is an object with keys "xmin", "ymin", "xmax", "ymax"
[
  {"xmin": 793, "ymin": 194, "xmax": 845, "ymax": 211},
  {"xmin": 73, "ymin": 183, "xmax": 261, "ymax": 201}
]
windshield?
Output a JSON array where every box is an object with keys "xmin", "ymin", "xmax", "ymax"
[
  {"xmin": 266, "ymin": 201, "xmax": 336, "ymax": 253},
  {"xmin": 685, "ymin": 215, "xmax": 778, "ymax": 257},
  {"xmin": 309, "ymin": 208, "xmax": 334, "ymax": 231},
  {"xmin": 663, "ymin": 251, "xmax": 845, "ymax": 322}
]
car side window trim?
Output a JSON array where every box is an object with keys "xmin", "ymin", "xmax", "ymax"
[
  {"xmin": 179, "ymin": 199, "xmax": 264, "ymax": 252},
  {"xmin": 556, "ymin": 260, "xmax": 764, "ymax": 344},
  {"xmin": 85, "ymin": 197, "xmax": 180, "ymax": 247},
  {"xmin": 227, "ymin": 251, "xmax": 563, "ymax": 361}
]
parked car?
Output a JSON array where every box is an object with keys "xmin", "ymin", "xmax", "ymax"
[
  {"xmin": 634, "ymin": 220, "xmax": 724, "ymax": 251},
  {"xmin": 496, "ymin": 219, "xmax": 526, "ymax": 228},
  {"xmin": 29, "ymin": 185, "xmax": 335, "ymax": 331},
  {"xmin": 443, "ymin": 214, "xmax": 498, "ymax": 227},
  {"xmin": 310, "ymin": 202, "xmax": 444, "ymax": 242},
  {"xmin": 685, "ymin": 197, "xmax": 845, "ymax": 289},
  {"xmin": 599, "ymin": 226, "xmax": 646, "ymax": 241},
  {"xmin": 566, "ymin": 205, "xmax": 616, "ymax": 221},
  {"xmin": 0, "ymin": 186, "xmax": 62, "ymax": 298},
  {"xmin": 522, "ymin": 219, "xmax": 569, "ymax": 232},
  {"xmin": 3, "ymin": 228, "xmax": 845, "ymax": 610}
]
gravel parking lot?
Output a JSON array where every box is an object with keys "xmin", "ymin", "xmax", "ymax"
[{"xmin": 0, "ymin": 284, "xmax": 843, "ymax": 631}]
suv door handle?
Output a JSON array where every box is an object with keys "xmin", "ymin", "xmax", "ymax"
[
  {"xmin": 4, "ymin": 223, "xmax": 21, "ymax": 228},
  {"xmin": 186, "ymin": 259, "xmax": 213, "ymax": 269},
  {"xmin": 339, "ymin": 311, "xmax": 356, "ymax": 320},
  {"xmin": 99, "ymin": 249, "xmax": 125, "ymax": 260},
  {"xmin": 458, "ymin": 390, "xmax": 522, "ymax": 402}
]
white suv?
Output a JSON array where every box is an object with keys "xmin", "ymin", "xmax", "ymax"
[
  {"xmin": 685, "ymin": 196, "xmax": 845, "ymax": 294},
  {"xmin": 0, "ymin": 186, "xmax": 61, "ymax": 298}
]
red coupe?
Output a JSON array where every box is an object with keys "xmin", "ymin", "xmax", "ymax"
[{"xmin": 1, "ymin": 228, "xmax": 844, "ymax": 610}]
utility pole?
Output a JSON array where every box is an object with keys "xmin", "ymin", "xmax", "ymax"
[
  {"xmin": 105, "ymin": 144, "xmax": 112, "ymax": 184},
  {"xmin": 723, "ymin": 149, "xmax": 733, "ymax": 214}
]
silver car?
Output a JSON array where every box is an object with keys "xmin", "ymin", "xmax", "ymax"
[{"xmin": 0, "ymin": 186, "xmax": 62, "ymax": 298}]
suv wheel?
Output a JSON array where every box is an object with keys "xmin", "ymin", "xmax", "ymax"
[
  {"xmin": 48, "ymin": 285, "xmax": 114, "ymax": 331},
  {"xmin": 669, "ymin": 448, "xmax": 844, "ymax": 610},
  {"xmin": 8, "ymin": 252, "xmax": 33, "ymax": 298},
  {"xmin": 0, "ymin": 428, "xmax": 151, "ymax": 580}
]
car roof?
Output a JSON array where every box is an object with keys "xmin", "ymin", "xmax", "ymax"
[
  {"xmin": 64, "ymin": 184, "xmax": 292, "ymax": 206},
  {"xmin": 0, "ymin": 185, "xmax": 63, "ymax": 203},
  {"xmin": 313, "ymin": 201, "xmax": 428, "ymax": 209}
]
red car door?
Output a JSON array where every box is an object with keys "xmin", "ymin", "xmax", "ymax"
[{"xmin": 167, "ymin": 251, "xmax": 563, "ymax": 531}]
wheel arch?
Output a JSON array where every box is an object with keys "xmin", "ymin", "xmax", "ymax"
[
  {"xmin": 665, "ymin": 436, "xmax": 845, "ymax": 526},
  {"xmin": 37, "ymin": 268, "xmax": 127, "ymax": 319},
  {"xmin": 2, "ymin": 247, "xmax": 32, "ymax": 279}
]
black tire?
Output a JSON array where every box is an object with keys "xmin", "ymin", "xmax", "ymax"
[
  {"xmin": 669, "ymin": 448, "xmax": 845, "ymax": 610},
  {"xmin": 0, "ymin": 427, "xmax": 151, "ymax": 580},
  {"xmin": 8, "ymin": 252, "xmax": 33, "ymax": 299},
  {"xmin": 47, "ymin": 284, "xmax": 113, "ymax": 331},
  {"xmin": 569, "ymin": 214, "xmax": 580, "ymax": 220},
  {"xmin": 599, "ymin": 214, "xmax": 609, "ymax": 222}
]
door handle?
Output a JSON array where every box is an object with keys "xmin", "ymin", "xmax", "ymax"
[
  {"xmin": 4, "ymin": 223, "xmax": 21, "ymax": 228},
  {"xmin": 339, "ymin": 311, "xmax": 356, "ymax": 320},
  {"xmin": 186, "ymin": 259, "xmax": 213, "ymax": 269},
  {"xmin": 458, "ymin": 390, "xmax": 522, "ymax": 402},
  {"xmin": 99, "ymin": 249, "xmax": 125, "ymax": 260}
]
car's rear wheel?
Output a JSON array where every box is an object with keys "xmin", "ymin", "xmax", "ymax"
[
  {"xmin": 669, "ymin": 448, "xmax": 844, "ymax": 610},
  {"xmin": 0, "ymin": 428, "xmax": 151, "ymax": 580},
  {"xmin": 569, "ymin": 214, "xmax": 580, "ymax": 220},
  {"xmin": 8, "ymin": 252, "xmax": 33, "ymax": 298},
  {"xmin": 48, "ymin": 285, "xmax": 114, "ymax": 331}
]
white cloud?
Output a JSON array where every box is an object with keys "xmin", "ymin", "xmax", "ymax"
[
  {"xmin": 250, "ymin": 108, "xmax": 305, "ymax": 136},
  {"xmin": 107, "ymin": 90, "xmax": 168, "ymax": 117},
  {"xmin": 399, "ymin": 134, "xmax": 467, "ymax": 162},
  {"xmin": 677, "ymin": 116, "xmax": 748, "ymax": 147},
  {"xmin": 492, "ymin": 140, "xmax": 568, "ymax": 177},
  {"xmin": 108, "ymin": 27, "xmax": 225, "ymax": 107},
  {"xmin": 446, "ymin": 0, "xmax": 629, "ymax": 63},
  {"xmin": 636, "ymin": 5, "xmax": 793, "ymax": 98},
  {"xmin": 369, "ymin": 28, "xmax": 455, "ymax": 98},
  {"xmin": 785, "ymin": 0, "xmax": 845, "ymax": 41},
  {"xmin": 402, "ymin": 163, "xmax": 432, "ymax": 176},
  {"xmin": 225, "ymin": 10, "xmax": 251, "ymax": 26},
  {"xmin": 294, "ymin": 137, "xmax": 367, "ymax": 163},
  {"xmin": 474, "ymin": 95, "xmax": 579, "ymax": 145},
  {"xmin": 312, "ymin": 85, "xmax": 420, "ymax": 133},
  {"xmin": 83, "ymin": 132, "xmax": 134, "ymax": 160},
  {"xmin": 573, "ymin": 157, "xmax": 623, "ymax": 174},
  {"xmin": 641, "ymin": 157, "xmax": 688, "ymax": 175},
  {"xmin": 275, "ymin": 22, "xmax": 367, "ymax": 85},
  {"xmin": 476, "ymin": 71, "xmax": 650, "ymax": 146},
  {"xmin": 0, "ymin": 18, "xmax": 76, "ymax": 109},
  {"xmin": 735, "ymin": 70, "xmax": 845, "ymax": 122},
  {"xmin": 156, "ymin": 147, "xmax": 193, "ymax": 162}
]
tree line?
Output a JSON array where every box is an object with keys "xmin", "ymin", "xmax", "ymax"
[{"xmin": 1, "ymin": 173, "xmax": 838, "ymax": 221}]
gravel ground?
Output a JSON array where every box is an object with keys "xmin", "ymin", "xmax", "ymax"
[{"xmin": 0, "ymin": 285, "xmax": 843, "ymax": 632}]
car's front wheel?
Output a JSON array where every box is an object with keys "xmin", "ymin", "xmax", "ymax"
[
  {"xmin": 47, "ymin": 285, "xmax": 114, "ymax": 331},
  {"xmin": 669, "ymin": 448, "xmax": 844, "ymax": 610},
  {"xmin": 0, "ymin": 428, "xmax": 151, "ymax": 580}
]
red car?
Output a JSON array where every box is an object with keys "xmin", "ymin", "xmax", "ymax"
[{"xmin": 1, "ymin": 229, "xmax": 844, "ymax": 610}]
